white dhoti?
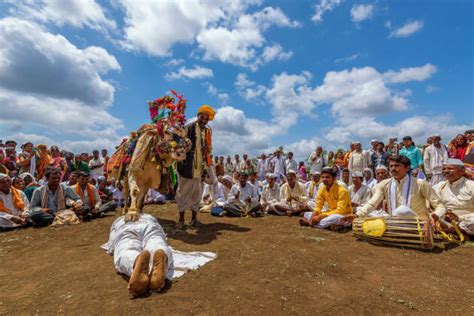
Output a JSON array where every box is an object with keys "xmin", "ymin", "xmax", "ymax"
[
  {"xmin": 176, "ymin": 175, "xmax": 202, "ymax": 213},
  {"xmin": 302, "ymin": 212, "xmax": 351, "ymax": 229},
  {"xmin": 102, "ymin": 214, "xmax": 174, "ymax": 279},
  {"xmin": 458, "ymin": 214, "xmax": 474, "ymax": 236}
]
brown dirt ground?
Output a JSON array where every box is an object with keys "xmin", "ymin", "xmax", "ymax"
[{"xmin": 1, "ymin": 203, "xmax": 473, "ymax": 315}]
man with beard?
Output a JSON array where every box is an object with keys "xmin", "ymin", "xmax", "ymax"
[{"xmin": 176, "ymin": 105, "xmax": 216, "ymax": 229}]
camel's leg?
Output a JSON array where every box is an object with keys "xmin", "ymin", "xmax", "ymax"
[
  {"xmin": 128, "ymin": 173, "xmax": 140, "ymax": 212},
  {"xmin": 122, "ymin": 175, "xmax": 130, "ymax": 215},
  {"xmin": 136, "ymin": 185, "xmax": 148, "ymax": 212}
]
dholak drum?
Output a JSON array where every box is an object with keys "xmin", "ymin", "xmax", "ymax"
[{"xmin": 353, "ymin": 216, "xmax": 449, "ymax": 250}]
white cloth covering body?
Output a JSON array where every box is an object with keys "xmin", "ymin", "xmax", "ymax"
[{"xmin": 101, "ymin": 214, "xmax": 217, "ymax": 279}]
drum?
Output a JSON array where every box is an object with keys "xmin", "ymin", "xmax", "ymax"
[{"xmin": 353, "ymin": 216, "xmax": 449, "ymax": 250}]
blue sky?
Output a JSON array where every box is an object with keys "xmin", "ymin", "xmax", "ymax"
[{"xmin": 0, "ymin": 0, "xmax": 472, "ymax": 160}]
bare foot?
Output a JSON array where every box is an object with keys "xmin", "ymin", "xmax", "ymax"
[
  {"xmin": 299, "ymin": 218, "xmax": 310, "ymax": 227},
  {"xmin": 150, "ymin": 250, "xmax": 168, "ymax": 292},
  {"xmin": 128, "ymin": 250, "xmax": 150, "ymax": 298}
]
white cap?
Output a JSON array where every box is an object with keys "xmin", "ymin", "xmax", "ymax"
[
  {"xmin": 371, "ymin": 139, "xmax": 379, "ymax": 143},
  {"xmin": 0, "ymin": 173, "xmax": 10, "ymax": 180},
  {"xmin": 431, "ymin": 133, "xmax": 441, "ymax": 138},
  {"xmin": 311, "ymin": 171, "xmax": 321, "ymax": 175},
  {"xmin": 443, "ymin": 158, "xmax": 464, "ymax": 167},
  {"xmin": 266, "ymin": 173, "xmax": 276, "ymax": 179},
  {"xmin": 222, "ymin": 175, "xmax": 233, "ymax": 182},
  {"xmin": 286, "ymin": 169, "xmax": 297, "ymax": 175},
  {"xmin": 375, "ymin": 165, "xmax": 388, "ymax": 170},
  {"xmin": 352, "ymin": 171, "xmax": 363, "ymax": 178}
]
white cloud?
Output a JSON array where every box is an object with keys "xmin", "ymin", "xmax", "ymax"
[
  {"xmin": 210, "ymin": 106, "xmax": 280, "ymax": 155},
  {"xmin": 383, "ymin": 64, "xmax": 437, "ymax": 83},
  {"xmin": 197, "ymin": 7, "xmax": 299, "ymax": 69},
  {"xmin": 389, "ymin": 20, "xmax": 424, "ymax": 38},
  {"xmin": 119, "ymin": 1, "xmax": 298, "ymax": 69},
  {"xmin": 334, "ymin": 53, "xmax": 360, "ymax": 63},
  {"xmin": 9, "ymin": 0, "xmax": 116, "ymax": 31},
  {"xmin": 0, "ymin": 18, "xmax": 120, "ymax": 107},
  {"xmin": 164, "ymin": 58, "xmax": 185, "ymax": 67},
  {"xmin": 165, "ymin": 65, "xmax": 214, "ymax": 81},
  {"xmin": 425, "ymin": 85, "xmax": 439, "ymax": 94},
  {"xmin": 266, "ymin": 71, "xmax": 318, "ymax": 128},
  {"xmin": 262, "ymin": 44, "xmax": 293, "ymax": 63},
  {"xmin": 235, "ymin": 73, "xmax": 266, "ymax": 101},
  {"xmin": 0, "ymin": 17, "xmax": 124, "ymax": 153},
  {"xmin": 314, "ymin": 67, "xmax": 409, "ymax": 118},
  {"xmin": 323, "ymin": 115, "xmax": 472, "ymax": 148},
  {"xmin": 206, "ymin": 83, "xmax": 230, "ymax": 105},
  {"xmin": 350, "ymin": 4, "xmax": 374, "ymax": 22},
  {"xmin": 312, "ymin": 0, "xmax": 343, "ymax": 23}
]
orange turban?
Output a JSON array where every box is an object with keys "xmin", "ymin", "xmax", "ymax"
[{"xmin": 198, "ymin": 105, "xmax": 215, "ymax": 121}]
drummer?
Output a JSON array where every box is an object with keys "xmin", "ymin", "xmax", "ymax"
[{"xmin": 344, "ymin": 155, "xmax": 445, "ymax": 221}]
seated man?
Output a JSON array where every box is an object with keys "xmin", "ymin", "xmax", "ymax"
[
  {"xmin": 30, "ymin": 167, "xmax": 83, "ymax": 226},
  {"xmin": 208, "ymin": 175, "xmax": 233, "ymax": 216},
  {"xmin": 305, "ymin": 171, "xmax": 322, "ymax": 210},
  {"xmin": 62, "ymin": 171, "xmax": 78, "ymax": 186},
  {"xmin": 300, "ymin": 167, "xmax": 353, "ymax": 230},
  {"xmin": 345, "ymin": 155, "xmax": 445, "ymax": 221},
  {"xmin": 260, "ymin": 173, "xmax": 280, "ymax": 213},
  {"xmin": 272, "ymin": 170, "xmax": 309, "ymax": 216},
  {"xmin": 223, "ymin": 171, "xmax": 262, "ymax": 217},
  {"xmin": 348, "ymin": 171, "xmax": 372, "ymax": 213},
  {"xmin": 145, "ymin": 188, "xmax": 166, "ymax": 205},
  {"xmin": 0, "ymin": 173, "xmax": 30, "ymax": 230},
  {"xmin": 433, "ymin": 159, "xmax": 474, "ymax": 239},
  {"xmin": 98, "ymin": 178, "xmax": 118, "ymax": 213},
  {"xmin": 340, "ymin": 168, "xmax": 351, "ymax": 188},
  {"xmin": 74, "ymin": 172, "xmax": 114, "ymax": 220},
  {"xmin": 101, "ymin": 212, "xmax": 173, "ymax": 297}
]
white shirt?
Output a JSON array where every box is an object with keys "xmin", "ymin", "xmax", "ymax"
[
  {"xmin": 0, "ymin": 190, "xmax": 29, "ymax": 217},
  {"xmin": 307, "ymin": 153, "xmax": 325, "ymax": 173},
  {"xmin": 261, "ymin": 183, "xmax": 280, "ymax": 204},
  {"xmin": 89, "ymin": 157, "xmax": 105, "ymax": 180},
  {"xmin": 270, "ymin": 156, "xmax": 285, "ymax": 180},
  {"xmin": 285, "ymin": 158, "xmax": 298, "ymax": 173},
  {"xmin": 433, "ymin": 177, "xmax": 474, "ymax": 217},
  {"xmin": 349, "ymin": 184, "xmax": 372, "ymax": 206},
  {"xmin": 228, "ymin": 183, "xmax": 259, "ymax": 204},
  {"xmin": 349, "ymin": 151, "xmax": 369, "ymax": 173}
]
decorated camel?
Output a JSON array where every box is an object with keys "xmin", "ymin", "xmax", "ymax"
[{"xmin": 107, "ymin": 91, "xmax": 192, "ymax": 216}]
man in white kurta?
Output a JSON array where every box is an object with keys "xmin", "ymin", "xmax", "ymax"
[
  {"xmin": 348, "ymin": 142, "xmax": 369, "ymax": 173},
  {"xmin": 0, "ymin": 173, "xmax": 30, "ymax": 229},
  {"xmin": 348, "ymin": 172, "xmax": 372, "ymax": 213},
  {"xmin": 223, "ymin": 172, "xmax": 261, "ymax": 217},
  {"xmin": 307, "ymin": 146, "xmax": 326, "ymax": 174},
  {"xmin": 260, "ymin": 173, "xmax": 280, "ymax": 213},
  {"xmin": 305, "ymin": 172, "xmax": 322, "ymax": 210},
  {"xmin": 345, "ymin": 155, "xmax": 445, "ymax": 221},
  {"xmin": 433, "ymin": 159, "xmax": 474, "ymax": 237},
  {"xmin": 423, "ymin": 134, "xmax": 448, "ymax": 185},
  {"xmin": 102, "ymin": 213, "xmax": 174, "ymax": 296},
  {"xmin": 270, "ymin": 150, "xmax": 285, "ymax": 182},
  {"xmin": 273, "ymin": 170, "xmax": 308, "ymax": 216}
]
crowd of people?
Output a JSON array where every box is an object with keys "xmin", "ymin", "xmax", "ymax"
[
  {"xmin": 201, "ymin": 130, "xmax": 474, "ymax": 238},
  {"xmin": 0, "ymin": 129, "xmax": 473, "ymax": 239}
]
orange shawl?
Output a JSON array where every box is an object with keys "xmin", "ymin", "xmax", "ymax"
[
  {"xmin": 0, "ymin": 188, "xmax": 25, "ymax": 213},
  {"xmin": 75, "ymin": 184, "xmax": 96, "ymax": 208}
]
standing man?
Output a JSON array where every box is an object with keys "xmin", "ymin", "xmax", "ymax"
[
  {"xmin": 224, "ymin": 156, "xmax": 235, "ymax": 175},
  {"xmin": 270, "ymin": 149, "xmax": 285, "ymax": 182},
  {"xmin": 348, "ymin": 141, "xmax": 369, "ymax": 173},
  {"xmin": 285, "ymin": 152, "xmax": 298, "ymax": 175},
  {"xmin": 308, "ymin": 146, "xmax": 325, "ymax": 174},
  {"xmin": 176, "ymin": 105, "xmax": 216, "ymax": 229},
  {"xmin": 423, "ymin": 133, "xmax": 448, "ymax": 185},
  {"xmin": 89, "ymin": 150, "xmax": 105, "ymax": 181}
]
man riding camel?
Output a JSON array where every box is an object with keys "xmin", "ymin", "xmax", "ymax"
[{"xmin": 176, "ymin": 105, "xmax": 216, "ymax": 229}]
